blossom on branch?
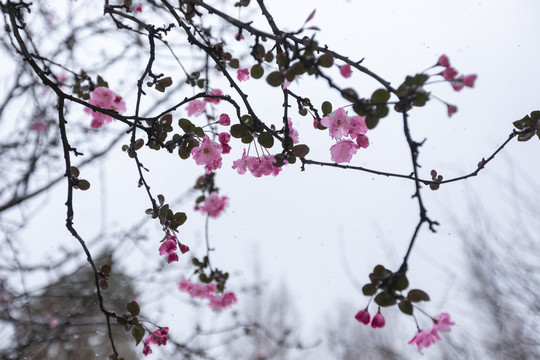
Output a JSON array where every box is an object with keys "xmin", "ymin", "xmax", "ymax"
[
  {"xmin": 178, "ymin": 277, "xmax": 237, "ymax": 311},
  {"xmin": 237, "ymin": 68, "xmax": 250, "ymax": 81},
  {"xmin": 159, "ymin": 236, "xmax": 179, "ymax": 264},
  {"xmin": 142, "ymin": 327, "xmax": 169, "ymax": 356},
  {"xmin": 205, "ymin": 89, "xmax": 223, "ymax": 104},
  {"xmin": 191, "ymin": 136, "xmax": 223, "ymax": 174},
  {"xmin": 339, "ymin": 64, "xmax": 352, "ymax": 78},
  {"xmin": 84, "ymin": 86, "xmax": 126, "ymax": 129},
  {"xmin": 330, "ymin": 140, "xmax": 359, "ymax": 163},
  {"xmin": 186, "ymin": 100, "xmax": 206, "ymax": 117},
  {"xmin": 354, "ymin": 309, "xmax": 370, "ymax": 325},
  {"xmin": 195, "ymin": 192, "xmax": 228, "ymax": 218}
]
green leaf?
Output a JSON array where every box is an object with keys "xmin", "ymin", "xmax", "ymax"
[
  {"xmin": 251, "ymin": 64, "xmax": 264, "ymax": 79},
  {"xmin": 133, "ymin": 138, "xmax": 144, "ymax": 151},
  {"xmin": 365, "ymin": 116, "xmax": 379, "ymax": 130},
  {"xmin": 127, "ymin": 301, "xmax": 140, "ymax": 316},
  {"xmin": 266, "ymin": 71, "xmax": 285, "ymax": 87},
  {"xmin": 264, "ymin": 51, "xmax": 274, "ymax": 63},
  {"xmin": 194, "ymin": 127, "xmax": 205, "ymax": 138},
  {"xmin": 398, "ymin": 300, "xmax": 413, "ymax": 315},
  {"xmin": 78, "ymin": 180, "xmax": 90, "ymax": 191},
  {"xmin": 374, "ymin": 291, "xmax": 396, "ymax": 307},
  {"xmin": 173, "ymin": 212, "xmax": 187, "ymax": 226},
  {"xmin": 100, "ymin": 264, "xmax": 112, "ymax": 275},
  {"xmin": 70, "ymin": 166, "xmax": 80, "ymax": 178},
  {"xmin": 131, "ymin": 324, "xmax": 145, "ymax": 345},
  {"xmin": 321, "ymin": 101, "xmax": 332, "ymax": 116},
  {"xmin": 371, "ymin": 89, "xmax": 390, "ymax": 104},
  {"xmin": 230, "ymin": 124, "xmax": 247, "ymax": 138},
  {"xmin": 178, "ymin": 146, "xmax": 190, "ymax": 159},
  {"xmin": 407, "ymin": 289, "xmax": 430, "ymax": 303},
  {"xmin": 292, "ymin": 144, "xmax": 310, "ymax": 158},
  {"xmin": 362, "ymin": 283, "xmax": 377, "ymax": 296},
  {"xmin": 317, "ymin": 53, "xmax": 334, "ymax": 67},
  {"xmin": 229, "ymin": 58, "xmax": 240, "ymax": 69},
  {"xmin": 394, "ymin": 275, "xmax": 409, "ymax": 291},
  {"xmin": 157, "ymin": 194, "xmax": 165, "ymax": 206},
  {"xmin": 258, "ymin": 132, "xmax": 274, "ymax": 148},
  {"xmin": 241, "ymin": 133, "xmax": 254, "ymax": 144},
  {"xmin": 157, "ymin": 77, "xmax": 173, "ymax": 88},
  {"xmin": 178, "ymin": 118, "xmax": 194, "ymax": 133},
  {"xmin": 341, "ymin": 88, "xmax": 358, "ymax": 102},
  {"xmin": 374, "ymin": 105, "xmax": 389, "ymax": 119}
]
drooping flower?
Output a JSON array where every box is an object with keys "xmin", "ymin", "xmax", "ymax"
[
  {"xmin": 218, "ymin": 113, "xmax": 231, "ymax": 126},
  {"xmin": 462, "ymin": 74, "xmax": 477, "ymax": 88},
  {"xmin": 179, "ymin": 244, "xmax": 190, "ymax": 254},
  {"xmin": 371, "ymin": 310, "xmax": 385, "ymax": 328},
  {"xmin": 437, "ymin": 54, "xmax": 450, "ymax": 68},
  {"xmin": 330, "ymin": 140, "xmax": 359, "ymax": 163},
  {"xmin": 235, "ymin": 31, "xmax": 244, "ymax": 41},
  {"xmin": 191, "ymin": 136, "xmax": 223, "ymax": 174},
  {"xmin": 237, "ymin": 68, "xmax": 250, "ymax": 81},
  {"xmin": 408, "ymin": 329, "xmax": 439, "ymax": 355},
  {"xmin": 159, "ymin": 236, "xmax": 179, "ymax": 264},
  {"xmin": 354, "ymin": 309, "xmax": 370, "ymax": 325},
  {"xmin": 356, "ymin": 134, "xmax": 370, "ymax": 149},
  {"xmin": 208, "ymin": 292, "xmax": 238, "ymax": 311},
  {"xmin": 186, "ymin": 100, "xmax": 206, "ymax": 117},
  {"xmin": 347, "ymin": 115, "xmax": 368, "ymax": 139},
  {"xmin": 339, "ymin": 64, "xmax": 352, "ymax": 78},
  {"xmin": 142, "ymin": 327, "xmax": 169, "ymax": 356},
  {"xmin": 218, "ymin": 132, "xmax": 231, "ymax": 154},
  {"xmin": 232, "ymin": 149, "xmax": 250, "ymax": 175},
  {"xmin": 195, "ymin": 192, "xmax": 228, "ymax": 218},
  {"xmin": 447, "ymin": 104, "xmax": 458, "ymax": 117},
  {"xmin": 432, "ymin": 313, "xmax": 455, "ymax": 334},
  {"xmin": 442, "ymin": 67, "xmax": 458, "ymax": 81}
]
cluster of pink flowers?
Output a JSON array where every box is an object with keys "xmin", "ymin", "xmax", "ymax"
[
  {"xmin": 204, "ymin": 89, "xmax": 223, "ymax": 104},
  {"xmin": 287, "ymin": 118, "xmax": 299, "ymax": 144},
  {"xmin": 237, "ymin": 68, "xmax": 250, "ymax": 81},
  {"xmin": 339, "ymin": 64, "xmax": 352, "ymax": 78},
  {"xmin": 178, "ymin": 277, "xmax": 238, "ymax": 311},
  {"xmin": 320, "ymin": 107, "xmax": 369, "ymax": 163},
  {"xmin": 191, "ymin": 136, "xmax": 223, "ymax": 174},
  {"xmin": 408, "ymin": 313, "xmax": 455, "ymax": 355},
  {"xmin": 355, "ymin": 308, "xmax": 385, "ymax": 328},
  {"xmin": 437, "ymin": 54, "xmax": 477, "ymax": 92},
  {"xmin": 142, "ymin": 327, "xmax": 168, "ymax": 356},
  {"xmin": 232, "ymin": 150, "xmax": 286, "ymax": 177},
  {"xmin": 195, "ymin": 192, "xmax": 228, "ymax": 218},
  {"xmin": 158, "ymin": 235, "xmax": 189, "ymax": 264},
  {"xmin": 84, "ymin": 86, "xmax": 126, "ymax": 129},
  {"xmin": 185, "ymin": 89, "xmax": 224, "ymax": 116}
]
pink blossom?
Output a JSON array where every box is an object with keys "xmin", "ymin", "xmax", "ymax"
[
  {"xmin": 442, "ymin": 67, "xmax": 458, "ymax": 81},
  {"xmin": 178, "ymin": 277, "xmax": 237, "ymax": 311},
  {"xmin": 408, "ymin": 329, "xmax": 439, "ymax": 355},
  {"xmin": 159, "ymin": 236, "xmax": 179, "ymax": 264},
  {"xmin": 208, "ymin": 292, "xmax": 238, "ymax": 311},
  {"xmin": 237, "ymin": 68, "xmax": 250, "ymax": 81},
  {"xmin": 84, "ymin": 87, "xmax": 126, "ymax": 129},
  {"xmin": 282, "ymin": 79, "xmax": 290, "ymax": 89},
  {"xmin": 195, "ymin": 192, "xmax": 228, "ymax": 218},
  {"xmin": 186, "ymin": 100, "xmax": 206, "ymax": 117},
  {"xmin": 134, "ymin": 5, "xmax": 142, "ymax": 12},
  {"xmin": 437, "ymin": 54, "xmax": 450, "ymax": 68},
  {"xmin": 179, "ymin": 244, "xmax": 190, "ymax": 254},
  {"xmin": 232, "ymin": 150, "xmax": 250, "ymax": 175},
  {"xmin": 447, "ymin": 104, "xmax": 458, "ymax": 117},
  {"xmin": 371, "ymin": 311, "xmax": 385, "ymax": 328},
  {"xmin": 321, "ymin": 108, "xmax": 350, "ymax": 140},
  {"xmin": 235, "ymin": 31, "xmax": 244, "ymax": 41},
  {"xmin": 29, "ymin": 119, "xmax": 48, "ymax": 132},
  {"xmin": 89, "ymin": 87, "xmax": 114, "ymax": 108},
  {"xmin": 287, "ymin": 118, "xmax": 299, "ymax": 144},
  {"xmin": 205, "ymin": 89, "xmax": 223, "ymax": 104},
  {"xmin": 218, "ymin": 113, "xmax": 231, "ymax": 126},
  {"xmin": 347, "ymin": 115, "xmax": 367, "ymax": 139},
  {"xmin": 462, "ymin": 74, "xmax": 477, "ymax": 88},
  {"xmin": 354, "ymin": 309, "xmax": 370, "ymax": 325},
  {"xmin": 339, "ymin": 64, "xmax": 352, "ymax": 78},
  {"xmin": 191, "ymin": 136, "xmax": 223, "ymax": 174},
  {"xmin": 142, "ymin": 327, "xmax": 168, "ymax": 356},
  {"xmin": 356, "ymin": 134, "xmax": 370, "ymax": 148},
  {"xmin": 330, "ymin": 140, "xmax": 359, "ymax": 163},
  {"xmin": 218, "ymin": 132, "xmax": 231, "ymax": 154},
  {"xmin": 433, "ymin": 313, "xmax": 455, "ymax": 334}
]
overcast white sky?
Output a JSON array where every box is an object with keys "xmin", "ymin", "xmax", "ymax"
[{"xmin": 3, "ymin": 0, "xmax": 540, "ymax": 358}]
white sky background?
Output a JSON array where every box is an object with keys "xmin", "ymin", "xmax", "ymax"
[{"xmin": 3, "ymin": 0, "xmax": 540, "ymax": 358}]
